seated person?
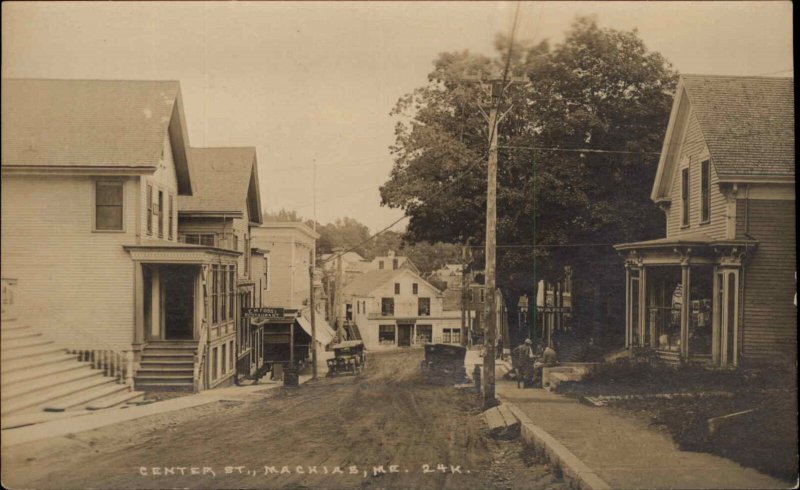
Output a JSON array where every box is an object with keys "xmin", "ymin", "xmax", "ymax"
[{"xmin": 533, "ymin": 346, "xmax": 558, "ymax": 386}]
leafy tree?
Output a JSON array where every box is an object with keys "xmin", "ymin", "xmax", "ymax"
[{"xmin": 380, "ymin": 16, "xmax": 677, "ymax": 335}]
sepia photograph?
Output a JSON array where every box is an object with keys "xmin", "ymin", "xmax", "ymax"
[{"xmin": 0, "ymin": 1, "xmax": 796, "ymax": 489}]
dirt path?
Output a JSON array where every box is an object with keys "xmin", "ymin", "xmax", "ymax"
[{"xmin": 2, "ymin": 349, "xmax": 564, "ymax": 489}]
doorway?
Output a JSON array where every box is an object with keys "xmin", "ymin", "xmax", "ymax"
[
  {"xmin": 397, "ymin": 324, "xmax": 413, "ymax": 347},
  {"xmin": 162, "ymin": 265, "xmax": 196, "ymax": 340}
]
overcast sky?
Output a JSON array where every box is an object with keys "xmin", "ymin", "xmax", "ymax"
[{"xmin": 2, "ymin": 1, "xmax": 793, "ymax": 231}]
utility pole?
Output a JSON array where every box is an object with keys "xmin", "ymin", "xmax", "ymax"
[
  {"xmin": 463, "ymin": 69, "xmax": 526, "ymax": 409},
  {"xmin": 460, "ymin": 244, "xmax": 469, "ymax": 347},
  {"xmin": 334, "ymin": 248, "xmax": 344, "ymax": 342},
  {"xmin": 309, "ymin": 253, "xmax": 317, "ymax": 379}
]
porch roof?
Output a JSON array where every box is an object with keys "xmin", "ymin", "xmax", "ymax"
[
  {"xmin": 614, "ymin": 233, "xmax": 758, "ymax": 252},
  {"xmin": 124, "ymin": 240, "xmax": 241, "ymax": 262}
]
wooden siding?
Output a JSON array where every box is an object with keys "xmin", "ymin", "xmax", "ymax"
[
  {"xmin": 1, "ymin": 175, "xmax": 137, "ymax": 350},
  {"xmin": 736, "ymin": 199, "xmax": 797, "ymax": 362},
  {"xmin": 665, "ymin": 111, "xmax": 728, "ymax": 239},
  {"xmin": 251, "ymin": 234, "xmax": 312, "ymax": 309}
]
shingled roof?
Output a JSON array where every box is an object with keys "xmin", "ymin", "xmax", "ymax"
[
  {"xmin": 342, "ymin": 269, "xmax": 404, "ymax": 297},
  {"xmin": 2, "ymin": 78, "xmax": 193, "ymax": 193},
  {"xmin": 178, "ymin": 147, "xmax": 262, "ymax": 222},
  {"xmin": 682, "ymin": 75, "xmax": 794, "ymax": 179}
]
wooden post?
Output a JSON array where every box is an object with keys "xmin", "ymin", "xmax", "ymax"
[
  {"xmin": 624, "ymin": 264, "xmax": 631, "ymax": 348},
  {"xmin": 680, "ymin": 260, "xmax": 691, "ymax": 361},
  {"xmin": 638, "ymin": 266, "xmax": 647, "ymax": 348},
  {"xmin": 309, "ymin": 259, "xmax": 318, "ymax": 379},
  {"xmin": 482, "ymin": 105, "xmax": 499, "ymax": 408}
]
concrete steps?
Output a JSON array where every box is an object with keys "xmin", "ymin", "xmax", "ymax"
[{"xmin": 0, "ymin": 316, "xmax": 144, "ymax": 427}]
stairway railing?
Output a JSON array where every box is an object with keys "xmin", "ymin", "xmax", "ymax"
[
  {"xmin": 193, "ymin": 321, "xmax": 208, "ymax": 393},
  {"xmin": 25, "ymin": 305, "xmax": 135, "ymax": 388}
]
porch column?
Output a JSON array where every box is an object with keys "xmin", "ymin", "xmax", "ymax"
[
  {"xmin": 638, "ymin": 266, "xmax": 647, "ymax": 347},
  {"xmin": 624, "ymin": 264, "xmax": 631, "ymax": 348},
  {"xmin": 680, "ymin": 259, "xmax": 691, "ymax": 361},
  {"xmin": 133, "ymin": 261, "xmax": 145, "ymax": 350}
]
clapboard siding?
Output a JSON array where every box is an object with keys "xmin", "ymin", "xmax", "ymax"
[
  {"xmin": 251, "ymin": 227, "xmax": 315, "ymax": 310},
  {"xmin": 1, "ymin": 175, "xmax": 137, "ymax": 350},
  {"xmin": 666, "ymin": 111, "xmax": 728, "ymax": 239},
  {"xmin": 736, "ymin": 199, "xmax": 797, "ymax": 361},
  {"xmin": 140, "ymin": 134, "xmax": 179, "ymax": 241}
]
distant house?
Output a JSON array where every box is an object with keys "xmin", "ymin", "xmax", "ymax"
[
  {"xmin": 615, "ymin": 75, "xmax": 795, "ymax": 367},
  {"xmin": 177, "ymin": 147, "xmax": 264, "ymax": 384},
  {"xmin": 250, "ymin": 222, "xmax": 335, "ymax": 369},
  {"xmin": 368, "ymin": 250, "xmax": 420, "ymax": 274},
  {"xmin": 343, "ymin": 268, "xmax": 461, "ymax": 349},
  {"xmin": 431, "ymin": 263, "xmax": 466, "ymax": 290}
]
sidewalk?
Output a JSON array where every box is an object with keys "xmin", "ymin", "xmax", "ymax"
[
  {"xmin": 495, "ymin": 376, "xmax": 788, "ymax": 489},
  {"xmin": 1, "ymin": 375, "xmax": 311, "ymax": 448}
]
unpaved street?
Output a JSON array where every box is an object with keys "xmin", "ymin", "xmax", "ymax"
[{"xmin": 2, "ymin": 349, "xmax": 564, "ymax": 489}]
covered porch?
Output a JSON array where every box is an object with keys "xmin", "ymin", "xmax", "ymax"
[{"xmin": 615, "ymin": 235, "xmax": 756, "ymax": 368}]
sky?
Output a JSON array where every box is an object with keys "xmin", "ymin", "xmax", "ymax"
[{"xmin": 2, "ymin": 1, "xmax": 793, "ymax": 231}]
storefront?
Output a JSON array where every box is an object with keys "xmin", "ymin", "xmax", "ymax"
[{"xmin": 615, "ymin": 237, "xmax": 756, "ymax": 367}]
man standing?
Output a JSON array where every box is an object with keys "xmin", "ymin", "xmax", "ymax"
[{"xmin": 513, "ymin": 339, "xmax": 534, "ymax": 388}]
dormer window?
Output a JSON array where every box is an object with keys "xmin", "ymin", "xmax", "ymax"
[
  {"xmin": 700, "ymin": 160, "xmax": 710, "ymax": 223},
  {"xmin": 681, "ymin": 167, "xmax": 690, "ymax": 227}
]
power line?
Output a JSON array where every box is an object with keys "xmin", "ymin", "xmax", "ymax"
[{"xmin": 499, "ymin": 145, "xmax": 661, "ymax": 155}]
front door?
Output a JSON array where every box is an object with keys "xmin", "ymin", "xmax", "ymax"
[
  {"xmin": 397, "ymin": 324, "xmax": 413, "ymax": 347},
  {"xmin": 162, "ymin": 265, "xmax": 196, "ymax": 340},
  {"xmin": 715, "ymin": 270, "xmax": 739, "ymax": 367}
]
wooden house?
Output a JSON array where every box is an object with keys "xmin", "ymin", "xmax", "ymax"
[
  {"xmin": 1, "ymin": 79, "xmax": 255, "ymax": 404},
  {"xmin": 614, "ymin": 75, "xmax": 795, "ymax": 367}
]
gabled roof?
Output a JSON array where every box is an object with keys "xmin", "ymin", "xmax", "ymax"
[
  {"xmin": 342, "ymin": 268, "xmax": 441, "ymax": 297},
  {"xmin": 178, "ymin": 147, "xmax": 262, "ymax": 223},
  {"xmin": 652, "ymin": 75, "xmax": 794, "ymax": 200},
  {"xmin": 2, "ymin": 78, "xmax": 193, "ymax": 194}
]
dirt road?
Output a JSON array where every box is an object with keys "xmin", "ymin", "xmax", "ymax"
[{"xmin": 2, "ymin": 348, "xmax": 564, "ymax": 489}]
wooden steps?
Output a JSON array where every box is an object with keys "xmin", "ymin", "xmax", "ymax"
[{"xmin": 134, "ymin": 341, "xmax": 197, "ymax": 392}]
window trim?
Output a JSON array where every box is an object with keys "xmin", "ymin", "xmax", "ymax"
[{"xmin": 93, "ymin": 180, "xmax": 125, "ymax": 233}]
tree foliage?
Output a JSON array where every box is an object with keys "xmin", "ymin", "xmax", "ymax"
[{"xmin": 380, "ymin": 17, "xmax": 678, "ymax": 326}]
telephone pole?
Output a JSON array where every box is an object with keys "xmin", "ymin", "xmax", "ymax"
[
  {"xmin": 463, "ymin": 69, "xmax": 526, "ymax": 409},
  {"xmin": 334, "ymin": 247, "xmax": 344, "ymax": 342},
  {"xmin": 309, "ymin": 254, "xmax": 318, "ymax": 379}
]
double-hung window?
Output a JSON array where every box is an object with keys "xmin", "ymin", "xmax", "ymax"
[
  {"xmin": 681, "ymin": 167, "xmax": 690, "ymax": 227},
  {"xmin": 412, "ymin": 283, "xmax": 419, "ymax": 295},
  {"xmin": 168, "ymin": 194, "xmax": 174, "ymax": 239},
  {"xmin": 95, "ymin": 181, "xmax": 124, "ymax": 231},
  {"xmin": 394, "ymin": 283, "xmax": 400, "ymax": 295},
  {"xmin": 700, "ymin": 160, "xmax": 710, "ymax": 223},
  {"xmin": 381, "ymin": 298, "xmax": 394, "ymax": 316},
  {"xmin": 418, "ymin": 297, "xmax": 431, "ymax": 316},
  {"xmin": 157, "ymin": 191, "xmax": 164, "ymax": 237},
  {"xmin": 146, "ymin": 184, "xmax": 153, "ymax": 235}
]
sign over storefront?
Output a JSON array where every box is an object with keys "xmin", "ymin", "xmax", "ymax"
[{"xmin": 243, "ymin": 307, "xmax": 285, "ymax": 319}]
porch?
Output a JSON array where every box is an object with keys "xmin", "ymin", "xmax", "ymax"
[
  {"xmin": 615, "ymin": 235, "xmax": 756, "ymax": 368},
  {"xmin": 124, "ymin": 243, "xmax": 240, "ymax": 391}
]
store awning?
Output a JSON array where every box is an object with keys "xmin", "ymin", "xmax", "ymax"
[{"xmin": 296, "ymin": 315, "xmax": 336, "ymax": 346}]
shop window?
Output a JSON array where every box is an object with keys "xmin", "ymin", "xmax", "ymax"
[
  {"xmin": 95, "ymin": 181, "xmax": 124, "ymax": 231},
  {"xmin": 418, "ymin": 297, "xmax": 431, "ymax": 316},
  {"xmin": 442, "ymin": 328, "xmax": 460, "ymax": 344},
  {"xmin": 381, "ymin": 298, "xmax": 394, "ymax": 316},
  {"xmin": 416, "ymin": 325, "xmax": 432, "ymax": 344},
  {"xmin": 379, "ymin": 325, "xmax": 396, "ymax": 345}
]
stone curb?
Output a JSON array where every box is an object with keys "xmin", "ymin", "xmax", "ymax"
[{"xmin": 501, "ymin": 399, "xmax": 611, "ymax": 490}]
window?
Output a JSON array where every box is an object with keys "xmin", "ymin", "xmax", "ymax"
[
  {"xmin": 228, "ymin": 268, "xmax": 236, "ymax": 320},
  {"xmin": 221, "ymin": 344, "xmax": 227, "ymax": 375},
  {"xmin": 168, "ymin": 194, "xmax": 174, "ymax": 239},
  {"xmin": 681, "ymin": 167, "xmax": 690, "ymax": 227},
  {"xmin": 413, "ymin": 283, "xmax": 419, "ymax": 295},
  {"xmin": 346, "ymin": 303, "xmax": 353, "ymax": 321},
  {"xmin": 212, "ymin": 267, "xmax": 219, "ymax": 324},
  {"xmin": 418, "ymin": 297, "xmax": 431, "ymax": 316},
  {"xmin": 394, "ymin": 283, "xmax": 400, "ymax": 295},
  {"xmin": 221, "ymin": 266, "xmax": 228, "ymax": 321},
  {"xmin": 381, "ymin": 297, "xmax": 394, "ymax": 316},
  {"xmin": 443, "ymin": 328, "xmax": 461, "ymax": 344},
  {"xmin": 392, "ymin": 259, "xmax": 398, "ymax": 270},
  {"xmin": 232, "ymin": 234, "xmax": 239, "ymax": 251},
  {"xmin": 244, "ymin": 237, "xmax": 250, "ymax": 276},
  {"xmin": 356, "ymin": 301, "xmax": 360, "ymax": 315},
  {"xmin": 379, "ymin": 325, "xmax": 396, "ymax": 345},
  {"xmin": 416, "ymin": 325, "xmax": 432, "ymax": 344},
  {"xmin": 212, "ymin": 347, "xmax": 218, "ymax": 380},
  {"xmin": 157, "ymin": 190, "xmax": 164, "ymax": 237},
  {"xmin": 146, "ymin": 184, "xmax": 153, "ymax": 235},
  {"xmin": 95, "ymin": 181, "xmax": 123, "ymax": 231},
  {"xmin": 211, "ymin": 264, "xmax": 235, "ymax": 325},
  {"xmin": 480, "ymin": 288, "xmax": 485, "ymax": 303},
  {"xmin": 183, "ymin": 234, "xmax": 216, "ymax": 246},
  {"xmin": 700, "ymin": 160, "xmax": 710, "ymax": 223},
  {"xmin": 378, "ymin": 260, "xmax": 384, "ymax": 270}
]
